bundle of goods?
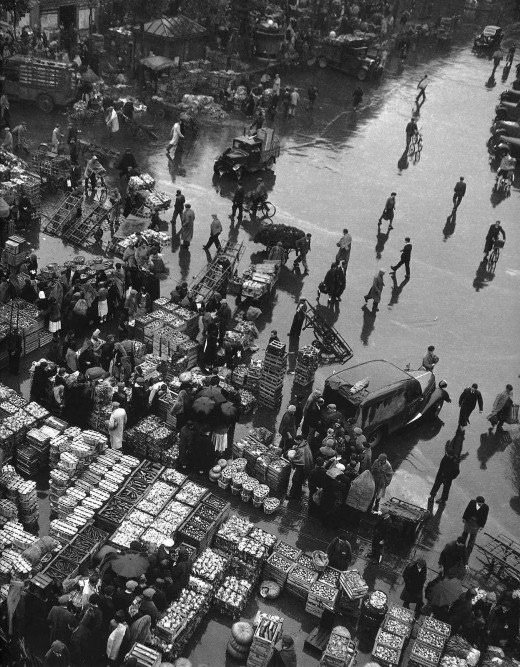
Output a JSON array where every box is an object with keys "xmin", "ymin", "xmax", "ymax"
[
  {"xmin": 254, "ymin": 223, "xmax": 305, "ymax": 251},
  {"xmin": 213, "ymin": 514, "xmax": 252, "ymax": 556},
  {"xmin": 214, "ymin": 575, "xmax": 252, "ymax": 617},
  {"xmin": 115, "ymin": 229, "xmax": 171, "ymax": 256},
  {"xmin": 127, "ymin": 173, "xmax": 171, "ymax": 212},
  {"xmin": 192, "ymin": 548, "xmax": 228, "ymax": 584},
  {"xmin": 294, "ymin": 345, "xmax": 320, "ymax": 387},
  {"xmin": 306, "ymin": 580, "xmax": 339, "ymax": 618},
  {"xmin": 241, "ymin": 261, "xmax": 281, "ymax": 301},
  {"xmin": 247, "ymin": 613, "xmax": 283, "ymax": 667},
  {"xmin": 321, "ymin": 626, "xmax": 356, "ymax": 667},
  {"xmin": 125, "ymin": 643, "xmax": 161, "ymax": 667},
  {"xmin": 340, "ymin": 570, "xmax": 369, "ymax": 600},
  {"xmin": 259, "ymin": 340, "xmax": 287, "ymax": 408},
  {"xmin": 226, "ymin": 320, "xmax": 258, "ymax": 352}
]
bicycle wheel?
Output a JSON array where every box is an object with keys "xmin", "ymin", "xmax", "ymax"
[{"xmin": 263, "ymin": 201, "xmax": 276, "ymax": 219}]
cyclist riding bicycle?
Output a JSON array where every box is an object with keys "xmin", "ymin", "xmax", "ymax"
[
  {"xmin": 484, "ymin": 220, "xmax": 506, "ymax": 258},
  {"xmin": 249, "ymin": 177, "xmax": 267, "ymax": 217},
  {"xmin": 84, "ymin": 155, "xmax": 105, "ymax": 193}
]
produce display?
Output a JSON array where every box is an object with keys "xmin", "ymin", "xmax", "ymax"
[
  {"xmin": 319, "ymin": 567, "xmax": 341, "ymax": 587},
  {"xmin": 388, "ymin": 605, "xmax": 415, "ymax": 625},
  {"xmin": 340, "ymin": 569, "xmax": 368, "ymax": 599},
  {"xmin": 418, "ymin": 627, "xmax": 447, "ymax": 650},
  {"xmin": 192, "ymin": 548, "xmax": 227, "ymax": 582},
  {"xmin": 157, "ymin": 588, "xmax": 207, "ymax": 639},
  {"xmin": 441, "ymin": 657, "xmax": 468, "ymax": 667},
  {"xmin": 175, "ymin": 481, "xmax": 207, "ymax": 506},
  {"xmin": 237, "ymin": 536, "xmax": 268, "ymax": 564},
  {"xmin": 255, "ymin": 613, "xmax": 283, "ymax": 641},
  {"xmin": 214, "ymin": 576, "xmax": 252, "ymax": 614},
  {"xmin": 273, "ymin": 541, "xmax": 301, "ymax": 561},
  {"xmin": 422, "ymin": 617, "xmax": 451, "ymax": 638},
  {"xmin": 322, "ymin": 627, "xmax": 356, "ymax": 667},
  {"xmin": 367, "ymin": 590, "xmax": 388, "ymax": 611},
  {"xmin": 383, "ymin": 616, "xmax": 410, "ymax": 637},
  {"xmin": 372, "ymin": 643, "xmax": 401, "ymax": 665},
  {"xmin": 249, "ymin": 527, "xmax": 277, "ymax": 550},
  {"xmin": 410, "ymin": 641, "xmax": 442, "ymax": 666},
  {"xmin": 377, "ymin": 630, "xmax": 404, "ymax": 650}
]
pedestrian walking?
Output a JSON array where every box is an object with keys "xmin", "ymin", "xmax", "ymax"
[
  {"xmin": 428, "ymin": 451, "xmax": 460, "ymax": 505},
  {"xmin": 439, "ymin": 536, "xmax": 467, "ymax": 576},
  {"xmin": 180, "ymin": 203, "xmax": 194, "ymax": 248},
  {"xmin": 167, "ymin": 120, "xmax": 184, "ymax": 158},
  {"xmin": 483, "ymin": 220, "xmax": 505, "ymax": 257},
  {"xmin": 293, "ymin": 233, "xmax": 311, "ymax": 273},
  {"xmin": 203, "ymin": 214, "xmax": 222, "ymax": 252},
  {"xmin": 279, "ymin": 404, "xmax": 297, "ymax": 452},
  {"xmin": 171, "ymin": 189, "xmax": 185, "ymax": 227},
  {"xmin": 405, "ymin": 117, "xmax": 418, "ymax": 149},
  {"xmin": 353, "ymin": 86, "xmax": 364, "ymax": 108},
  {"xmin": 421, "ymin": 345, "xmax": 439, "ymax": 371},
  {"xmin": 282, "ymin": 87, "xmax": 291, "ymax": 118},
  {"xmin": 364, "ymin": 270, "xmax": 385, "ymax": 311},
  {"xmin": 415, "ymin": 74, "xmax": 428, "ymax": 106},
  {"xmin": 487, "ymin": 384, "xmax": 514, "ymax": 432},
  {"xmin": 491, "ymin": 48, "xmax": 503, "ymax": 76},
  {"xmin": 307, "ymin": 85, "xmax": 318, "ymax": 110},
  {"xmin": 452, "ymin": 177, "xmax": 466, "ymax": 210},
  {"xmin": 105, "ymin": 106, "xmax": 119, "ymax": 138},
  {"xmin": 108, "ymin": 401, "xmax": 127, "ymax": 450},
  {"xmin": 288, "ymin": 87, "xmax": 300, "ymax": 117},
  {"xmin": 506, "ymin": 44, "xmax": 516, "ymax": 67},
  {"xmin": 368, "ymin": 511, "xmax": 392, "ymax": 562},
  {"xmin": 51, "ymin": 124, "xmax": 63, "ymax": 154},
  {"xmin": 287, "ymin": 436, "xmax": 314, "ymax": 499},
  {"xmin": 458, "ymin": 384, "xmax": 483, "ymax": 428},
  {"xmin": 460, "ymin": 496, "xmax": 489, "ymax": 559},
  {"xmin": 401, "ymin": 559, "xmax": 427, "ymax": 617},
  {"xmin": 288, "ymin": 300, "xmax": 307, "ymax": 340},
  {"xmin": 379, "ymin": 192, "xmax": 396, "ymax": 226},
  {"xmin": 230, "ymin": 181, "xmax": 245, "ymax": 223},
  {"xmin": 272, "ymin": 73, "xmax": 281, "ymax": 96},
  {"xmin": 371, "ymin": 453, "xmax": 393, "ymax": 512},
  {"xmin": 336, "ymin": 228, "xmax": 352, "ymax": 272},
  {"xmin": 320, "ymin": 262, "xmax": 344, "ymax": 304},
  {"xmin": 391, "ymin": 237, "xmax": 412, "ymax": 278}
]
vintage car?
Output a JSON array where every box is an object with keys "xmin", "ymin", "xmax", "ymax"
[
  {"xmin": 323, "ymin": 360, "xmax": 446, "ymax": 447},
  {"xmin": 473, "ymin": 25, "xmax": 503, "ymax": 51},
  {"xmin": 316, "ymin": 37, "xmax": 383, "ymax": 80},
  {"xmin": 214, "ymin": 128, "xmax": 280, "ymax": 179},
  {"xmin": 491, "ymin": 120, "xmax": 520, "ymax": 140}
]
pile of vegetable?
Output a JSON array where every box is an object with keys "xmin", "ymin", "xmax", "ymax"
[{"xmin": 254, "ymin": 223, "xmax": 305, "ymax": 250}]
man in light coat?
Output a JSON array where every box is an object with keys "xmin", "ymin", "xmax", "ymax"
[
  {"xmin": 167, "ymin": 120, "xmax": 184, "ymax": 158},
  {"xmin": 108, "ymin": 401, "xmax": 127, "ymax": 450},
  {"xmin": 203, "ymin": 214, "xmax": 223, "ymax": 252}
]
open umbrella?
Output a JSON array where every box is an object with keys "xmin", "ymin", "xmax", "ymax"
[
  {"xmin": 191, "ymin": 396, "xmax": 216, "ymax": 417},
  {"xmin": 198, "ymin": 386, "xmax": 226, "ymax": 404},
  {"xmin": 429, "ymin": 577, "xmax": 463, "ymax": 607},
  {"xmin": 110, "ymin": 553, "xmax": 149, "ymax": 579},
  {"xmin": 221, "ymin": 401, "xmax": 238, "ymax": 420}
]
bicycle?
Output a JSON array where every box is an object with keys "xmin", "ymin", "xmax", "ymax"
[
  {"xmin": 487, "ymin": 238, "xmax": 504, "ymax": 269},
  {"xmin": 244, "ymin": 197, "xmax": 276, "ymax": 221},
  {"xmin": 408, "ymin": 130, "xmax": 423, "ymax": 156},
  {"xmin": 493, "ymin": 172, "xmax": 512, "ymax": 196}
]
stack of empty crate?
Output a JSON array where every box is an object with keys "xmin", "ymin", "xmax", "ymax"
[
  {"xmin": 259, "ymin": 341, "xmax": 287, "ymax": 408},
  {"xmin": 294, "ymin": 345, "xmax": 320, "ymax": 387}
]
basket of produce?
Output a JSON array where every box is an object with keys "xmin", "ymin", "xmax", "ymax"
[
  {"xmin": 372, "ymin": 642, "xmax": 401, "ymax": 666},
  {"xmin": 421, "ymin": 617, "xmax": 451, "ymax": 638},
  {"xmin": 312, "ymin": 549, "xmax": 329, "ymax": 572},
  {"xmin": 191, "ymin": 548, "xmax": 228, "ymax": 583},
  {"xmin": 382, "ymin": 615, "xmax": 411, "ymax": 638},
  {"xmin": 252, "ymin": 483, "xmax": 270, "ymax": 508},
  {"xmin": 321, "ymin": 626, "xmax": 356, "ymax": 667},
  {"xmin": 417, "ymin": 626, "xmax": 448, "ymax": 650},
  {"xmin": 248, "ymin": 527, "xmax": 277, "ymax": 552},
  {"xmin": 214, "ymin": 576, "xmax": 252, "ymax": 618},
  {"xmin": 263, "ymin": 552, "xmax": 295, "ymax": 587},
  {"xmin": 387, "ymin": 605, "xmax": 415, "ymax": 626},
  {"xmin": 263, "ymin": 497, "xmax": 280, "ymax": 515},
  {"xmin": 259, "ymin": 579, "xmax": 281, "ymax": 599}
]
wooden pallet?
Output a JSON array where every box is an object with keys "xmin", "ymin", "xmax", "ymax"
[
  {"xmin": 43, "ymin": 193, "xmax": 82, "ymax": 236},
  {"xmin": 62, "ymin": 201, "xmax": 111, "ymax": 247}
]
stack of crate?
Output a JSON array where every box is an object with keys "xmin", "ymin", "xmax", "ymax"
[{"xmin": 259, "ymin": 340, "xmax": 287, "ymax": 408}]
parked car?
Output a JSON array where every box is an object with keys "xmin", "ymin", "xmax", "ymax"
[
  {"xmin": 214, "ymin": 128, "xmax": 280, "ymax": 179},
  {"xmin": 473, "ymin": 25, "xmax": 503, "ymax": 51},
  {"xmin": 323, "ymin": 360, "xmax": 446, "ymax": 447}
]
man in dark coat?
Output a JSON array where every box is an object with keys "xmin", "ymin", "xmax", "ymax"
[
  {"xmin": 279, "ymin": 405, "xmax": 297, "ymax": 452},
  {"xmin": 47, "ymin": 599, "xmax": 75, "ymax": 644},
  {"xmin": 288, "ymin": 300, "xmax": 307, "ymax": 340},
  {"xmin": 391, "ymin": 236, "xmax": 412, "ymax": 278},
  {"xmin": 401, "ymin": 558, "xmax": 427, "ymax": 617},
  {"xmin": 171, "ymin": 189, "xmax": 185, "ymax": 227},
  {"xmin": 461, "ymin": 496, "xmax": 489, "ymax": 558},
  {"xmin": 439, "ymin": 536, "xmax": 467, "ymax": 576},
  {"xmin": 112, "ymin": 580, "xmax": 138, "ymax": 617},
  {"xmin": 428, "ymin": 451, "xmax": 460, "ymax": 505},
  {"xmin": 140, "ymin": 589, "xmax": 159, "ymax": 627},
  {"xmin": 458, "ymin": 383, "xmax": 483, "ymax": 428}
]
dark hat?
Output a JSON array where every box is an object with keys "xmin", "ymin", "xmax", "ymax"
[{"xmin": 476, "ymin": 496, "xmax": 485, "ymax": 503}]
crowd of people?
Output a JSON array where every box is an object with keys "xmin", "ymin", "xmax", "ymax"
[{"xmin": 37, "ymin": 542, "xmax": 192, "ymax": 666}]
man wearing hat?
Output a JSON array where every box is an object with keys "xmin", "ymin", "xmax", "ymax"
[
  {"xmin": 140, "ymin": 588, "xmax": 159, "ymax": 626},
  {"xmin": 47, "ymin": 596, "xmax": 76, "ymax": 644},
  {"xmin": 461, "ymin": 496, "xmax": 489, "ymax": 559},
  {"xmin": 203, "ymin": 213, "xmax": 223, "ymax": 252},
  {"xmin": 43, "ymin": 640, "xmax": 71, "ymax": 667},
  {"xmin": 113, "ymin": 580, "xmax": 138, "ymax": 617},
  {"xmin": 279, "ymin": 404, "xmax": 297, "ymax": 452},
  {"xmin": 320, "ymin": 403, "xmax": 343, "ymax": 433},
  {"xmin": 107, "ymin": 401, "xmax": 127, "ymax": 450},
  {"xmin": 171, "ymin": 189, "xmax": 185, "ymax": 227}
]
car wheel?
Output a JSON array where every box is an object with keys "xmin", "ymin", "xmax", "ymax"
[
  {"xmin": 37, "ymin": 94, "xmax": 54, "ymax": 113},
  {"xmin": 357, "ymin": 68, "xmax": 368, "ymax": 81},
  {"xmin": 318, "ymin": 56, "xmax": 328, "ymax": 68},
  {"xmin": 266, "ymin": 157, "xmax": 275, "ymax": 169},
  {"xmin": 367, "ymin": 427, "xmax": 385, "ymax": 448}
]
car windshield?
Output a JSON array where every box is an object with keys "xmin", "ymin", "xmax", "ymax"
[{"xmin": 232, "ymin": 139, "xmax": 249, "ymax": 150}]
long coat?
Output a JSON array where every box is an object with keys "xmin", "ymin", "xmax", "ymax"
[
  {"xmin": 401, "ymin": 562, "xmax": 427, "ymax": 604},
  {"xmin": 180, "ymin": 209, "xmax": 195, "ymax": 243},
  {"xmin": 366, "ymin": 273, "xmax": 385, "ymax": 303}
]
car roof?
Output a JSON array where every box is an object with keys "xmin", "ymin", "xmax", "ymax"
[{"xmin": 325, "ymin": 360, "xmax": 415, "ymax": 399}]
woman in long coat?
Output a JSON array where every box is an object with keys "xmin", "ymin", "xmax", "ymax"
[
  {"xmin": 364, "ymin": 270, "xmax": 385, "ymax": 309},
  {"xmin": 371, "ymin": 453, "xmax": 393, "ymax": 511}
]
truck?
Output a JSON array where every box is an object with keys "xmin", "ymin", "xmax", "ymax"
[
  {"xmin": 323, "ymin": 360, "xmax": 446, "ymax": 447},
  {"xmin": 213, "ymin": 127, "xmax": 280, "ymax": 179},
  {"xmin": 1, "ymin": 56, "xmax": 77, "ymax": 113},
  {"xmin": 316, "ymin": 36, "xmax": 383, "ymax": 81}
]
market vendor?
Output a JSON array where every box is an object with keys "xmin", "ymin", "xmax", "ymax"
[
  {"xmin": 272, "ymin": 634, "xmax": 297, "ymax": 667},
  {"xmin": 326, "ymin": 536, "xmax": 352, "ymax": 570},
  {"xmin": 165, "ymin": 548, "xmax": 191, "ymax": 603}
]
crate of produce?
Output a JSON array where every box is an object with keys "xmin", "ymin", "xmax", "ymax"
[
  {"xmin": 374, "ymin": 628, "xmax": 405, "ymax": 654},
  {"xmin": 340, "ymin": 570, "xmax": 368, "ymax": 600},
  {"xmin": 191, "ymin": 548, "xmax": 228, "ymax": 584},
  {"xmin": 126, "ymin": 643, "xmax": 161, "ymax": 667},
  {"xmin": 421, "ymin": 617, "xmax": 451, "ymax": 639},
  {"xmin": 417, "ymin": 626, "xmax": 448, "ymax": 650},
  {"xmin": 319, "ymin": 566, "xmax": 341, "ymax": 588},
  {"xmin": 382, "ymin": 615, "xmax": 412, "ymax": 638},
  {"xmin": 409, "ymin": 641, "xmax": 442, "ymax": 667},
  {"xmin": 321, "ymin": 627, "xmax": 356, "ymax": 667},
  {"xmin": 286, "ymin": 564, "xmax": 318, "ymax": 601},
  {"xmin": 306, "ymin": 581, "xmax": 339, "ymax": 618},
  {"xmin": 248, "ymin": 527, "xmax": 277, "ymax": 553},
  {"xmin": 387, "ymin": 604, "xmax": 415, "ymax": 626},
  {"xmin": 213, "ymin": 575, "xmax": 252, "ymax": 618},
  {"xmin": 247, "ymin": 613, "xmax": 283, "ymax": 667},
  {"xmin": 236, "ymin": 536, "xmax": 268, "ymax": 567},
  {"xmin": 213, "ymin": 515, "xmax": 252, "ymax": 556},
  {"xmin": 177, "ymin": 515, "xmax": 214, "ymax": 551},
  {"xmin": 371, "ymin": 641, "xmax": 402, "ymax": 666},
  {"xmin": 263, "ymin": 551, "xmax": 295, "ymax": 587},
  {"xmin": 174, "ymin": 480, "xmax": 207, "ymax": 506}
]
